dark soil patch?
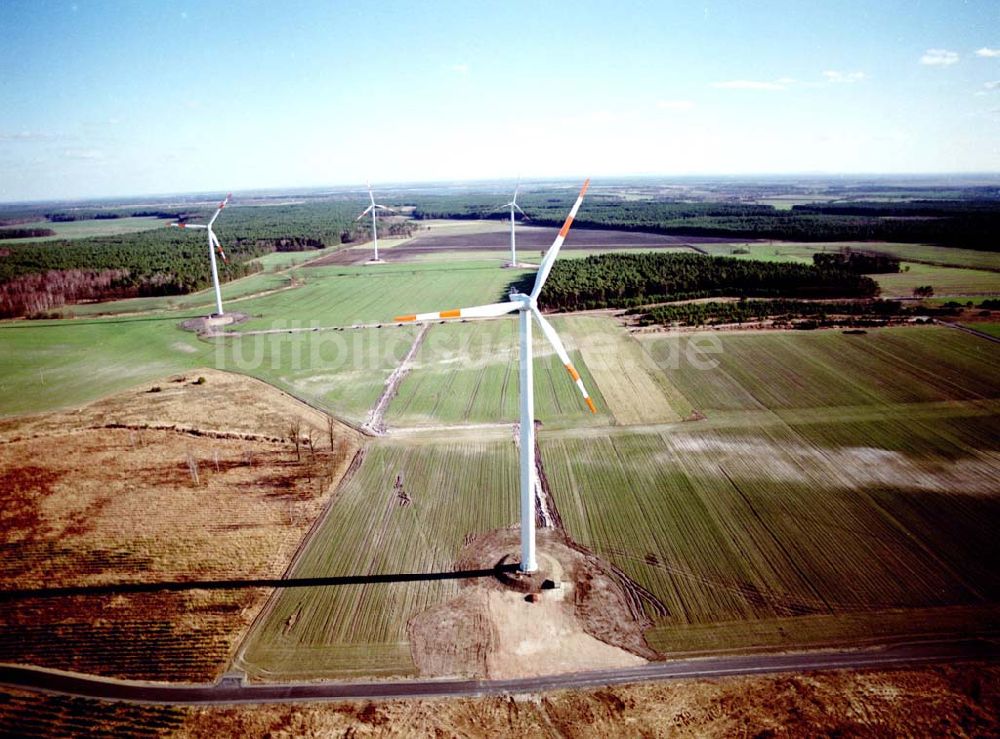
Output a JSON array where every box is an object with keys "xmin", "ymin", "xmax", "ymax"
[{"xmin": 305, "ymin": 226, "xmax": 751, "ymax": 267}]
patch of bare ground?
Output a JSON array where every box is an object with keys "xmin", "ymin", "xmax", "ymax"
[
  {"xmin": 0, "ymin": 371, "xmax": 361, "ymax": 681},
  {"xmin": 0, "ymin": 368, "xmax": 337, "ymax": 442},
  {"xmin": 408, "ymin": 528, "xmax": 656, "ymax": 680},
  {"xmin": 162, "ymin": 663, "xmax": 1000, "ymax": 737}
]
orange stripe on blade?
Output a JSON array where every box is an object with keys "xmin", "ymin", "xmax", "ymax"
[
  {"xmin": 439, "ymin": 309, "xmax": 461, "ymax": 319},
  {"xmin": 565, "ymin": 363, "xmax": 580, "ymax": 381},
  {"xmin": 585, "ymin": 397, "xmax": 597, "ymax": 414},
  {"xmin": 579, "ymin": 179, "xmax": 590, "ymax": 197},
  {"xmin": 395, "ymin": 314, "xmax": 417, "ymax": 322},
  {"xmin": 558, "ymin": 215, "xmax": 575, "ymax": 238}
]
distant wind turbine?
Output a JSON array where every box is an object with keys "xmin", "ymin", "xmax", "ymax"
[
  {"xmin": 356, "ymin": 181, "xmax": 392, "ymax": 263},
  {"xmin": 394, "ymin": 179, "xmax": 594, "ymax": 573},
  {"xmin": 495, "ymin": 180, "xmax": 528, "ymax": 267},
  {"xmin": 169, "ymin": 194, "xmax": 231, "ymax": 317}
]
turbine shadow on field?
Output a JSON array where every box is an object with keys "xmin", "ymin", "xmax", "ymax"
[{"xmin": 0, "ymin": 566, "xmax": 519, "ymax": 601}]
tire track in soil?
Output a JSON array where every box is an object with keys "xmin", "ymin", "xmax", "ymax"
[
  {"xmin": 532, "ymin": 437, "xmax": 668, "ymax": 619},
  {"xmin": 363, "ymin": 323, "xmax": 429, "ymax": 435}
]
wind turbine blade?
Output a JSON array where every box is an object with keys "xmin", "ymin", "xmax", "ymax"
[
  {"xmin": 531, "ymin": 307, "xmax": 597, "ymax": 413},
  {"xmin": 210, "ymin": 230, "xmax": 229, "ymax": 264},
  {"xmin": 356, "ymin": 205, "xmax": 374, "ymax": 221},
  {"xmin": 171, "ymin": 222, "xmax": 207, "ymax": 230},
  {"xmin": 366, "ymin": 180, "xmax": 376, "ymax": 207},
  {"xmin": 513, "ymin": 203, "xmax": 527, "ymax": 217},
  {"xmin": 394, "ymin": 301, "xmax": 518, "ymax": 323},
  {"xmin": 374, "ymin": 204, "xmax": 395, "ymax": 211},
  {"xmin": 208, "ymin": 193, "xmax": 231, "ymax": 227},
  {"xmin": 530, "ymin": 178, "xmax": 590, "ymax": 300}
]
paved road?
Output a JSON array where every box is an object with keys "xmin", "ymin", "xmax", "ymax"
[
  {"xmin": 0, "ymin": 638, "xmax": 994, "ymax": 706},
  {"xmin": 935, "ymin": 319, "xmax": 1000, "ymax": 344}
]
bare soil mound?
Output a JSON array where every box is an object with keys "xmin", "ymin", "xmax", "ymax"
[
  {"xmin": 408, "ymin": 528, "xmax": 657, "ymax": 679},
  {"xmin": 180, "ymin": 311, "xmax": 249, "ymax": 333}
]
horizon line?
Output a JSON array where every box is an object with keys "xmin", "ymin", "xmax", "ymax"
[{"xmin": 3, "ymin": 171, "xmax": 1000, "ymax": 207}]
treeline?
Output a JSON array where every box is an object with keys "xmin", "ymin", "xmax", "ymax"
[
  {"xmin": 49, "ymin": 212, "xmax": 124, "ymax": 222},
  {"xmin": 407, "ymin": 192, "xmax": 1000, "ymax": 251},
  {"xmin": 0, "ymin": 199, "xmax": 377, "ymax": 317},
  {"xmin": 527, "ymin": 253, "xmax": 879, "ymax": 312},
  {"xmin": 633, "ymin": 299, "xmax": 915, "ymax": 328},
  {"xmin": 813, "ymin": 249, "xmax": 899, "ymax": 273},
  {"xmin": 0, "ymin": 269, "xmax": 134, "ymax": 318},
  {"xmin": 0, "ymin": 228, "xmax": 56, "ymax": 239}
]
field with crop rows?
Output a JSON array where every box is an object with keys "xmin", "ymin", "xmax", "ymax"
[
  {"xmin": 239, "ymin": 439, "xmax": 519, "ymax": 678},
  {"xmin": 639, "ymin": 327, "xmax": 999, "ymax": 415},
  {"xmin": 537, "ymin": 326, "xmax": 1000, "ymax": 650},
  {"xmin": 873, "ymin": 262, "xmax": 1000, "ymax": 297},
  {"xmin": 385, "ymin": 318, "xmax": 608, "ymax": 428},
  {"xmin": 559, "ymin": 315, "xmax": 691, "ymax": 424},
  {"xmin": 229, "ymin": 261, "xmax": 532, "ymax": 331},
  {"xmin": 211, "ymin": 324, "xmax": 419, "ymax": 424},
  {"xmin": 541, "ymin": 425, "xmax": 996, "ymax": 619}
]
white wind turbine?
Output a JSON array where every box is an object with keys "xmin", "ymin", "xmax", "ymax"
[
  {"xmin": 496, "ymin": 180, "xmax": 528, "ymax": 267},
  {"xmin": 356, "ymin": 181, "xmax": 392, "ymax": 263},
  {"xmin": 394, "ymin": 179, "xmax": 594, "ymax": 573},
  {"xmin": 169, "ymin": 193, "xmax": 231, "ymax": 317}
]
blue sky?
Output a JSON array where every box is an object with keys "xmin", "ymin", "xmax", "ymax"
[{"xmin": 1, "ymin": 0, "xmax": 998, "ymax": 201}]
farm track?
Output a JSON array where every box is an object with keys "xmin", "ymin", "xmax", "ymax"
[
  {"xmin": 381, "ymin": 396, "xmax": 999, "ymax": 443},
  {"xmin": 0, "ymin": 638, "xmax": 995, "ymax": 705},
  {"xmin": 936, "ymin": 319, "xmax": 1000, "ymax": 344},
  {"xmin": 363, "ymin": 323, "xmax": 429, "ymax": 434}
]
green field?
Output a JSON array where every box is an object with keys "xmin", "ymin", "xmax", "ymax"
[
  {"xmin": 2, "ymin": 231, "xmax": 999, "ymax": 678},
  {"xmin": 639, "ymin": 327, "xmax": 998, "ymax": 414},
  {"xmin": 0, "ymin": 317, "xmax": 211, "ymax": 416},
  {"xmin": 229, "ymin": 261, "xmax": 532, "ymax": 331},
  {"xmin": 961, "ymin": 322, "xmax": 1000, "ymax": 338},
  {"xmin": 540, "ymin": 326, "xmax": 1000, "ymax": 649},
  {"xmin": 0, "ymin": 216, "xmax": 165, "ymax": 242},
  {"xmin": 874, "ymin": 262, "xmax": 1000, "ymax": 297},
  {"xmin": 64, "ymin": 271, "xmax": 295, "ymax": 317},
  {"xmin": 210, "ymin": 325, "xmax": 418, "ymax": 424},
  {"xmin": 699, "ymin": 241, "xmax": 1000, "ymax": 272},
  {"xmin": 238, "ymin": 439, "xmax": 519, "ymax": 679},
  {"xmin": 386, "ymin": 318, "xmax": 609, "ymax": 428}
]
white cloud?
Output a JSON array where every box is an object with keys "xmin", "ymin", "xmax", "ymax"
[
  {"xmin": 63, "ymin": 148, "xmax": 104, "ymax": 161},
  {"xmin": 920, "ymin": 49, "xmax": 959, "ymax": 66},
  {"xmin": 0, "ymin": 130, "xmax": 57, "ymax": 142},
  {"xmin": 975, "ymin": 47, "xmax": 1000, "ymax": 58},
  {"xmin": 711, "ymin": 79, "xmax": 789, "ymax": 91},
  {"xmin": 657, "ymin": 99, "xmax": 696, "ymax": 111},
  {"xmin": 449, "ymin": 63, "xmax": 470, "ymax": 76},
  {"xmin": 823, "ymin": 70, "xmax": 867, "ymax": 84}
]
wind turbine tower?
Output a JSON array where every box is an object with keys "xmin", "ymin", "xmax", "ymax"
[
  {"xmin": 357, "ymin": 181, "xmax": 392, "ymax": 263},
  {"xmin": 169, "ymin": 194, "xmax": 231, "ymax": 317},
  {"xmin": 394, "ymin": 180, "xmax": 593, "ymax": 572},
  {"xmin": 500, "ymin": 182, "xmax": 527, "ymax": 267}
]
